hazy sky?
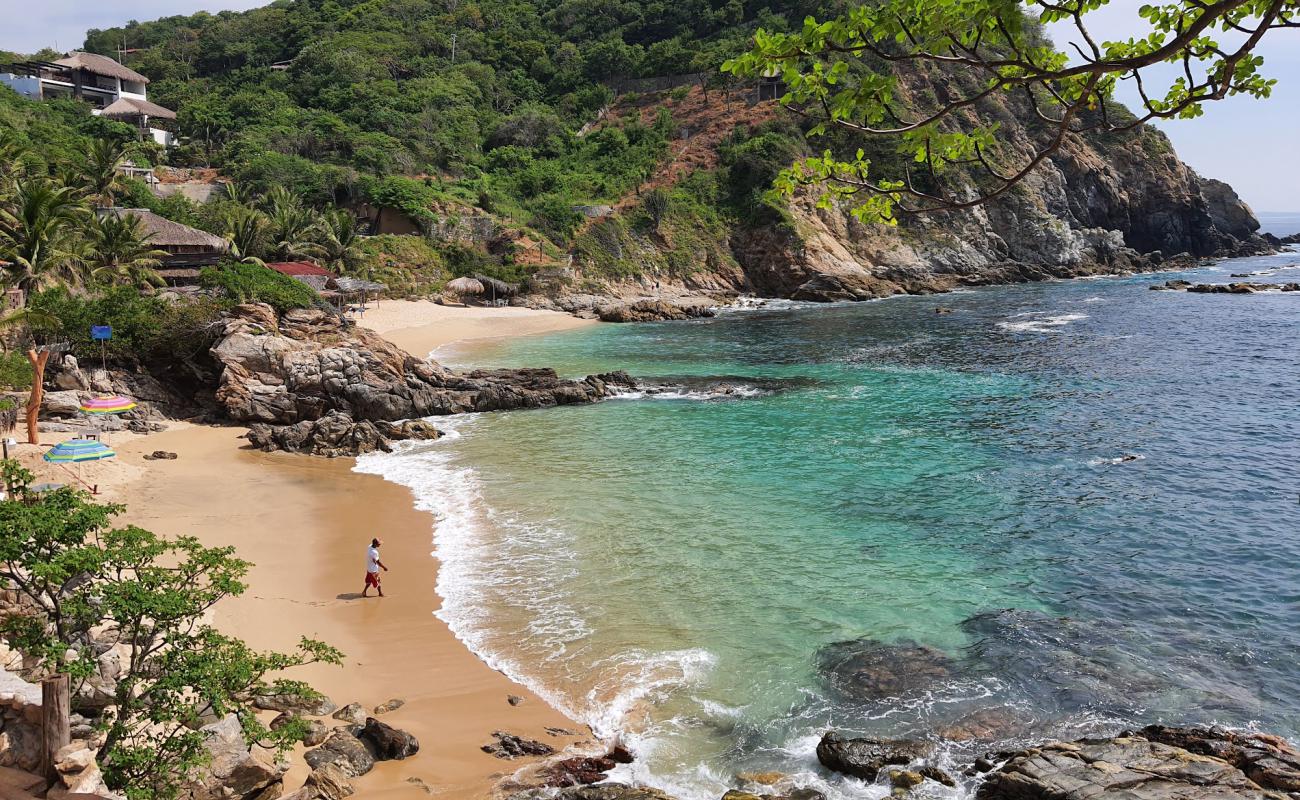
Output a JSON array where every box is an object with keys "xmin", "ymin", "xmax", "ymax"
[{"xmin": 2, "ymin": 1, "xmax": 1297, "ymax": 211}]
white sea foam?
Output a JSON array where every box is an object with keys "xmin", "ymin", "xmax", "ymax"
[
  {"xmin": 610, "ymin": 385, "xmax": 766, "ymax": 401},
  {"xmin": 997, "ymin": 313, "xmax": 1088, "ymax": 333}
]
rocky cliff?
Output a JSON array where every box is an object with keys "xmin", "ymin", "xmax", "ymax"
[{"xmin": 546, "ymin": 78, "xmax": 1268, "ymax": 308}]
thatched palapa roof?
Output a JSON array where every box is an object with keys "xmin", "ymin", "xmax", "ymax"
[
  {"xmin": 101, "ymin": 97, "xmax": 176, "ymax": 121},
  {"xmin": 446, "ymin": 277, "xmax": 485, "ymax": 295},
  {"xmin": 54, "ymin": 52, "xmax": 149, "ymax": 84},
  {"xmin": 101, "ymin": 209, "xmax": 228, "ymax": 251},
  {"xmin": 473, "ymin": 274, "xmax": 519, "ymax": 298}
]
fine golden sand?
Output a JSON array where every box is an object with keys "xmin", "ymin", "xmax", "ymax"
[{"xmin": 18, "ymin": 304, "xmax": 603, "ymax": 798}]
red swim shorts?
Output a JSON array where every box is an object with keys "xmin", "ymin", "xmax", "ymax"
[{"xmin": 365, "ymin": 571, "xmax": 381, "ymax": 587}]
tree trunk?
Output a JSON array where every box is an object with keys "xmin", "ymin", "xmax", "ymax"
[
  {"xmin": 25, "ymin": 349, "xmax": 49, "ymax": 446},
  {"xmin": 42, "ymin": 674, "xmax": 70, "ymax": 783}
]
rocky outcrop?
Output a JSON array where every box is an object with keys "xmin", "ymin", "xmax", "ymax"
[
  {"xmin": 597, "ymin": 299, "xmax": 717, "ymax": 323},
  {"xmin": 0, "ymin": 667, "xmax": 43, "ymax": 773},
  {"xmin": 246, "ymin": 412, "xmax": 441, "ymax": 457},
  {"xmin": 209, "ymin": 305, "xmax": 635, "ymax": 454},
  {"xmin": 1198, "ymin": 177, "xmax": 1260, "ymax": 243},
  {"xmin": 977, "ymin": 726, "xmax": 1300, "ymax": 800}
]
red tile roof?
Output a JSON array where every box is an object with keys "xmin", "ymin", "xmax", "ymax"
[{"xmin": 266, "ymin": 261, "xmax": 332, "ymax": 277}]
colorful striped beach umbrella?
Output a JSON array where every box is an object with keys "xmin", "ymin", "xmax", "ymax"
[
  {"xmin": 79, "ymin": 395, "xmax": 137, "ymax": 414},
  {"xmin": 43, "ymin": 439, "xmax": 116, "ymax": 463}
]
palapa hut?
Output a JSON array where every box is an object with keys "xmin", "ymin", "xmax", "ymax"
[
  {"xmin": 446, "ymin": 276, "xmax": 485, "ymax": 302},
  {"xmin": 98, "ymin": 208, "xmax": 229, "ymax": 285},
  {"xmin": 472, "ymin": 274, "xmax": 520, "ymax": 305}
]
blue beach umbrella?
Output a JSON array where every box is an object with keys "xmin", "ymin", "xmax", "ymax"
[{"xmin": 43, "ymin": 439, "xmax": 116, "ymax": 464}]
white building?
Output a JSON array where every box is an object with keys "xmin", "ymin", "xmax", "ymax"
[{"xmin": 0, "ymin": 52, "xmax": 177, "ymax": 146}]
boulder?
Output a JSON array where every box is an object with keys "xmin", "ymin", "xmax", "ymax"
[
  {"xmin": 482, "ymin": 731, "xmax": 556, "ymax": 759},
  {"xmin": 918, "ymin": 766, "xmax": 956, "ymax": 787},
  {"xmin": 53, "ymin": 742, "xmax": 109, "ymax": 796},
  {"xmin": 815, "ymin": 732, "xmax": 929, "ymax": 781},
  {"xmin": 303, "ymin": 730, "xmax": 374, "ymax": 778},
  {"xmin": 184, "ymin": 715, "xmax": 287, "ymax": 800},
  {"xmin": 270, "ymin": 713, "xmax": 327, "ymax": 746},
  {"xmin": 303, "ymin": 763, "xmax": 354, "ymax": 800},
  {"xmin": 545, "ymin": 756, "xmax": 618, "ymax": 787},
  {"xmin": 356, "ymin": 717, "xmax": 419, "ymax": 761},
  {"xmin": 252, "ymin": 692, "xmax": 336, "ymax": 717},
  {"xmin": 331, "ymin": 704, "xmax": 366, "ymax": 725},
  {"xmin": 887, "ymin": 769, "xmax": 924, "ymax": 790},
  {"xmin": 372, "ymin": 698, "xmax": 404, "ymax": 715},
  {"xmin": 246, "ymin": 412, "xmax": 439, "ymax": 458}
]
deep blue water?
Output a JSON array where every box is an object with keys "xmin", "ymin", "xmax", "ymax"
[{"xmin": 359, "ymin": 252, "xmax": 1300, "ymax": 799}]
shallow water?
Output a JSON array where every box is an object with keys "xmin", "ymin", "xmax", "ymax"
[{"xmin": 357, "ymin": 253, "xmax": 1300, "ymax": 799}]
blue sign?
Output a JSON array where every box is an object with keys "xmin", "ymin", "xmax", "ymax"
[{"xmin": 91, "ymin": 325, "xmax": 112, "ymax": 341}]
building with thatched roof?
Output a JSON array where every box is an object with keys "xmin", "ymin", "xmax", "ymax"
[
  {"xmin": 0, "ymin": 52, "xmax": 177, "ymax": 146},
  {"xmin": 99, "ymin": 209, "xmax": 228, "ymax": 282}
]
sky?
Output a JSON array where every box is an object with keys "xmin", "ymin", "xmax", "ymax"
[{"xmin": 1, "ymin": 1, "xmax": 1297, "ymax": 211}]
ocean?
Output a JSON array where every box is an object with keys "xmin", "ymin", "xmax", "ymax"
[{"xmin": 356, "ymin": 251, "xmax": 1300, "ymax": 799}]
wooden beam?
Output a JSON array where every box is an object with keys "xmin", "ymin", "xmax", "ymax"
[{"xmin": 41, "ymin": 674, "xmax": 70, "ymax": 784}]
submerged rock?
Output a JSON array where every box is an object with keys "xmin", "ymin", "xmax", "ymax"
[
  {"xmin": 815, "ymin": 638, "xmax": 957, "ymax": 701},
  {"xmin": 976, "ymin": 726, "xmax": 1300, "ymax": 800},
  {"xmin": 815, "ymin": 731, "xmax": 930, "ymax": 781}
]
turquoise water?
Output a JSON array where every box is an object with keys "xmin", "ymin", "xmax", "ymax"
[{"xmin": 357, "ymin": 253, "xmax": 1300, "ymax": 799}]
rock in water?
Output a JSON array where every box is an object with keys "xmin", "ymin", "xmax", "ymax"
[
  {"xmin": 357, "ymin": 717, "xmax": 419, "ymax": 761},
  {"xmin": 815, "ymin": 638, "xmax": 956, "ymax": 701},
  {"xmin": 545, "ymin": 755, "xmax": 618, "ymax": 787},
  {"xmin": 815, "ymin": 732, "xmax": 930, "ymax": 781},
  {"xmin": 976, "ymin": 727, "xmax": 1300, "ymax": 800},
  {"xmin": 507, "ymin": 785, "xmax": 677, "ymax": 800}
]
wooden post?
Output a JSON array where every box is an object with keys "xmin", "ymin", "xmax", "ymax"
[
  {"xmin": 41, "ymin": 674, "xmax": 70, "ymax": 783},
  {"xmin": 24, "ymin": 348, "xmax": 49, "ymax": 446}
]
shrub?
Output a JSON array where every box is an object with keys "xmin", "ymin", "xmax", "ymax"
[
  {"xmin": 200, "ymin": 262, "xmax": 321, "ymax": 312},
  {"xmin": 528, "ymin": 194, "xmax": 585, "ymax": 242},
  {"xmin": 0, "ymin": 353, "xmax": 33, "ymax": 390}
]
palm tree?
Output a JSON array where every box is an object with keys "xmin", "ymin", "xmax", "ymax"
[
  {"xmin": 314, "ymin": 208, "xmax": 363, "ymax": 273},
  {"xmin": 221, "ymin": 181, "xmax": 251, "ymax": 206},
  {"xmin": 0, "ymin": 180, "xmax": 87, "ymax": 294},
  {"xmin": 81, "ymin": 139, "xmax": 131, "ymax": 207},
  {"xmin": 266, "ymin": 203, "xmax": 322, "ymax": 262},
  {"xmin": 221, "ymin": 204, "xmax": 269, "ymax": 264},
  {"xmin": 84, "ymin": 213, "xmax": 167, "ymax": 291}
]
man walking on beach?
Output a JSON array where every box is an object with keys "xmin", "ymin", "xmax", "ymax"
[{"xmin": 363, "ymin": 537, "xmax": 388, "ymax": 597}]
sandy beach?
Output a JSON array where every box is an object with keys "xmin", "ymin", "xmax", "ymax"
[
  {"xmin": 16, "ymin": 304, "xmax": 606, "ymax": 798},
  {"xmin": 356, "ymin": 299, "xmax": 596, "ymax": 360}
]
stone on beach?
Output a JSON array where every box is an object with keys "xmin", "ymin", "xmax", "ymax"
[
  {"xmin": 357, "ymin": 717, "xmax": 419, "ymax": 761},
  {"xmin": 482, "ymin": 731, "xmax": 557, "ymax": 759},
  {"xmin": 303, "ymin": 729, "xmax": 375, "ymax": 777},
  {"xmin": 372, "ymin": 698, "xmax": 405, "ymax": 715},
  {"xmin": 253, "ymin": 691, "xmax": 336, "ymax": 717},
  {"xmin": 331, "ymin": 703, "xmax": 366, "ymax": 725}
]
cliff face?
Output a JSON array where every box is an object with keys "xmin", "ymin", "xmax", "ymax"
[{"xmin": 561, "ymin": 82, "xmax": 1266, "ymax": 304}]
